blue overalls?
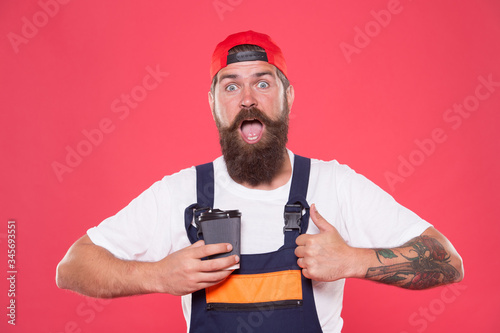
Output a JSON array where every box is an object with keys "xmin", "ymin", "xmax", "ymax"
[{"xmin": 184, "ymin": 155, "xmax": 323, "ymax": 332}]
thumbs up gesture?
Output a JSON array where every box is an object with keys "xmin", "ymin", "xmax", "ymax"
[{"xmin": 295, "ymin": 204, "xmax": 364, "ymax": 282}]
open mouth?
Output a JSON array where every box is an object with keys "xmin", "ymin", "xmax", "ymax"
[{"xmin": 239, "ymin": 118, "xmax": 264, "ymax": 144}]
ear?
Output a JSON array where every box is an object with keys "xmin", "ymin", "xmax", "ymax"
[
  {"xmin": 286, "ymin": 85, "xmax": 295, "ymax": 113},
  {"xmin": 208, "ymin": 90, "xmax": 215, "ymax": 121}
]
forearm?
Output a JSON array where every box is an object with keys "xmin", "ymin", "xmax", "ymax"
[
  {"xmin": 296, "ymin": 206, "xmax": 464, "ymax": 289},
  {"xmin": 57, "ymin": 235, "xmax": 239, "ymax": 298},
  {"xmin": 56, "ymin": 235, "xmax": 158, "ymax": 298},
  {"xmin": 353, "ymin": 227, "xmax": 464, "ymax": 289}
]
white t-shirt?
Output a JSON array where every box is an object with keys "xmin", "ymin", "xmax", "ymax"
[{"xmin": 87, "ymin": 150, "xmax": 431, "ymax": 333}]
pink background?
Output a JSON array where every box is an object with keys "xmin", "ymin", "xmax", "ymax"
[{"xmin": 1, "ymin": 0, "xmax": 499, "ymax": 332}]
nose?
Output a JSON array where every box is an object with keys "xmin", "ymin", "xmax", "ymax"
[{"xmin": 240, "ymin": 86, "xmax": 257, "ymax": 108}]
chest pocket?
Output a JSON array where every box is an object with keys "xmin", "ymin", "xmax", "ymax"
[{"xmin": 206, "ymin": 269, "xmax": 302, "ymax": 311}]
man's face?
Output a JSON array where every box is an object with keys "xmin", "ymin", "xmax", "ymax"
[
  {"xmin": 209, "ymin": 61, "xmax": 295, "ymax": 186},
  {"xmin": 210, "ymin": 61, "xmax": 292, "ymax": 134}
]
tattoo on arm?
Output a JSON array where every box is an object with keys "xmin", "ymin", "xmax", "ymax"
[{"xmin": 366, "ymin": 236, "xmax": 460, "ymax": 289}]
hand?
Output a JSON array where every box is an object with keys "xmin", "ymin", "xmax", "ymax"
[
  {"xmin": 153, "ymin": 240, "xmax": 239, "ymax": 296},
  {"xmin": 295, "ymin": 204, "xmax": 360, "ymax": 281}
]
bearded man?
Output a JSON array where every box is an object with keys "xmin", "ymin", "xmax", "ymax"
[{"xmin": 56, "ymin": 31, "xmax": 463, "ymax": 333}]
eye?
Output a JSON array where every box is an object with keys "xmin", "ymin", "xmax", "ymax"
[
  {"xmin": 257, "ymin": 81, "xmax": 269, "ymax": 89},
  {"xmin": 225, "ymin": 84, "xmax": 238, "ymax": 92}
]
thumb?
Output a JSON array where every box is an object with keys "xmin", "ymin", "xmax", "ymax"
[{"xmin": 310, "ymin": 204, "xmax": 335, "ymax": 233}]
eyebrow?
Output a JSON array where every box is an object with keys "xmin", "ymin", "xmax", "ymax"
[{"xmin": 219, "ymin": 71, "xmax": 274, "ymax": 82}]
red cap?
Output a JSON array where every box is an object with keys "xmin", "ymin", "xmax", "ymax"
[{"xmin": 210, "ymin": 30, "xmax": 287, "ymax": 80}]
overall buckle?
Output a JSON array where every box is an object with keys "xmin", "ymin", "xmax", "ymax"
[
  {"xmin": 193, "ymin": 207, "xmax": 210, "ymax": 237},
  {"xmin": 284, "ymin": 204, "xmax": 303, "ymax": 233}
]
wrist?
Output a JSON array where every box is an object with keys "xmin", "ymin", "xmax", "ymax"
[
  {"xmin": 126, "ymin": 260, "xmax": 160, "ymax": 295},
  {"xmin": 348, "ymin": 247, "xmax": 373, "ymax": 279}
]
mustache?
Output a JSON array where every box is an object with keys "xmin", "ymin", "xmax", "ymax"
[{"xmin": 227, "ymin": 107, "xmax": 275, "ymax": 132}]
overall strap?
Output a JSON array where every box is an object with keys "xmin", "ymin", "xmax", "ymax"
[
  {"xmin": 284, "ymin": 155, "xmax": 311, "ymax": 247},
  {"xmin": 184, "ymin": 162, "xmax": 214, "ymax": 244},
  {"xmin": 185, "ymin": 155, "xmax": 311, "ymax": 246}
]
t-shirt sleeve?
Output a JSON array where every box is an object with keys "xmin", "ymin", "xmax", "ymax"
[
  {"xmin": 336, "ymin": 166, "xmax": 432, "ymax": 249},
  {"xmin": 87, "ymin": 180, "xmax": 171, "ymax": 261}
]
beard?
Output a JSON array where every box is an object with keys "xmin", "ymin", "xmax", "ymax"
[{"xmin": 216, "ymin": 105, "xmax": 289, "ymax": 187}]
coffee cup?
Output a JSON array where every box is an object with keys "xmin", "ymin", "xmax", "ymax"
[{"xmin": 197, "ymin": 209, "xmax": 241, "ymax": 270}]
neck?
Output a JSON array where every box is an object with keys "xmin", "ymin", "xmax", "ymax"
[{"xmin": 238, "ymin": 151, "xmax": 292, "ymax": 190}]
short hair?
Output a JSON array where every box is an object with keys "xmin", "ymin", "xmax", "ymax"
[{"xmin": 210, "ymin": 44, "xmax": 290, "ymax": 95}]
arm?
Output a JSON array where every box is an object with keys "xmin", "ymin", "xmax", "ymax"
[
  {"xmin": 56, "ymin": 234, "xmax": 240, "ymax": 298},
  {"xmin": 295, "ymin": 204, "xmax": 464, "ymax": 289}
]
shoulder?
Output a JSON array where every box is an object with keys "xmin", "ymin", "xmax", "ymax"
[
  {"xmin": 145, "ymin": 164, "xmax": 190, "ymax": 185},
  {"xmin": 159, "ymin": 164, "xmax": 196, "ymax": 184},
  {"xmin": 303, "ymin": 155, "xmax": 382, "ymax": 200},
  {"xmin": 310, "ymin": 157, "xmax": 352, "ymax": 173},
  {"xmin": 306, "ymin": 156, "xmax": 357, "ymax": 185},
  {"xmin": 155, "ymin": 157, "xmax": 224, "ymax": 194}
]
